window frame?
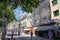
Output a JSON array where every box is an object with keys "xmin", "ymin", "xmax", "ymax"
[
  {"xmin": 52, "ymin": 0, "xmax": 57, "ymax": 6},
  {"xmin": 53, "ymin": 10, "xmax": 59, "ymax": 17}
]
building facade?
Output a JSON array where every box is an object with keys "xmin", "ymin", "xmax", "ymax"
[
  {"xmin": 6, "ymin": 20, "xmax": 20, "ymax": 35},
  {"xmin": 32, "ymin": 0, "xmax": 60, "ymax": 38},
  {"xmin": 20, "ymin": 14, "xmax": 27, "ymax": 28},
  {"xmin": 20, "ymin": 13, "xmax": 36, "ymax": 36},
  {"xmin": 7, "ymin": 21, "xmax": 19, "ymax": 30},
  {"xmin": 49, "ymin": 0, "xmax": 60, "ymax": 24},
  {"xmin": 32, "ymin": 0, "xmax": 51, "ymax": 27},
  {"xmin": 20, "ymin": 13, "xmax": 32, "ymax": 28},
  {"xmin": 19, "ymin": 14, "xmax": 27, "ymax": 33}
]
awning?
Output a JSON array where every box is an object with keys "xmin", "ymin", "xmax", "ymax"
[
  {"xmin": 24, "ymin": 27, "xmax": 38, "ymax": 31},
  {"xmin": 33, "ymin": 27, "xmax": 38, "ymax": 29},
  {"xmin": 36, "ymin": 26, "xmax": 55, "ymax": 31},
  {"xmin": 24, "ymin": 29, "xmax": 30, "ymax": 31}
]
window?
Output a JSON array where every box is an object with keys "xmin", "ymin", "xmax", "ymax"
[
  {"xmin": 24, "ymin": 22, "xmax": 26, "ymax": 26},
  {"xmin": 27, "ymin": 16, "xmax": 29, "ymax": 19},
  {"xmin": 52, "ymin": 0, "xmax": 57, "ymax": 6},
  {"xmin": 53, "ymin": 10, "xmax": 59, "ymax": 16},
  {"xmin": 30, "ymin": 16, "xmax": 32, "ymax": 18},
  {"xmin": 27, "ymin": 16, "xmax": 32, "ymax": 19},
  {"xmin": 23, "ymin": 22, "xmax": 26, "ymax": 26}
]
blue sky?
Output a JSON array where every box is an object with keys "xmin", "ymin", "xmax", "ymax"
[{"xmin": 14, "ymin": 6, "xmax": 27, "ymax": 20}]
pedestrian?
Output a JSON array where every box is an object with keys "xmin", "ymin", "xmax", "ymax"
[
  {"xmin": 11, "ymin": 29, "xmax": 14, "ymax": 40},
  {"xmin": 11, "ymin": 32, "xmax": 13, "ymax": 40},
  {"xmin": 48, "ymin": 30, "xmax": 53, "ymax": 40},
  {"xmin": 31, "ymin": 32, "xmax": 33, "ymax": 40}
]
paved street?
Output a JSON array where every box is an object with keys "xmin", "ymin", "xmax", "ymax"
[
  {"xmin": 0, "ymin": 32, "xmax": 2, "ymax": 40},
  {"xmin": 20, "ymin": 36, "xmax": 49, "ymax": 40},
  {"xmin": 5, "ymin": 34, "xmax": 50, "ymax": 40}
]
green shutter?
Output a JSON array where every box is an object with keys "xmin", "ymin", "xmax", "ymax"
[
  {"xmin": 52, "ymin": 0, "xmax": 57, "ymax": 6},
  {"xmin": 53, "ymin": 10, "xmax": 59, "ymax": 16}
]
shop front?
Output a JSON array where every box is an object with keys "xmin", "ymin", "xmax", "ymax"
[
  {"xmin": 24, "ymin": 27, "xmax": 38, "ymax": 36},
  {"xmin": 35, "ymin": 26, "xmax": 56, "ymax": 38},
  {"xmin": 24, "ymin": 28, "xmax": 30, "ymax": 34}
]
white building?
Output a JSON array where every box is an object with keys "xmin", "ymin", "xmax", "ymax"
[
  {"xmin": 49, "ymin": 0, "xmax": 60, "ymax": 24},
  {"xmin": 7, "ymin": 21, "xmax": 19, "ymax": 31},
  {"xmin": 20, "ymin": 13, "xmax": 32, "ymax": 28},
  {"xmin": 20, "ymin": 13, "xmax": 36, "ymax": 36}
]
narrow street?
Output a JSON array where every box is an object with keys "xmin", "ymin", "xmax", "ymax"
[
  {"xmin": 1, "ymin": 0, "xmax": 60, "ymax": 40},
  {"xmin": 20, "ymin": 36, "xmax": 49, "ymax": 40},
  {"xmin": 20, "ymin": 36, "xmax": 60, "ymax": 40},
  {"xmin": 5, "ymin": 34, "xmax": 50, "ymax": 40}
]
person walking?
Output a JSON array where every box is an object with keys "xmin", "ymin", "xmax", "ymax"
[
  {"xmin": 31, "ymin": 32, "xmax": 33, "ymax": 40},
  {"xmin": 48, "ymin": 30, "xmax": 53, "ymax": 40},
  {"xmin": 11, "ymin": 31, "xmax": 13, "ymax": 40}
]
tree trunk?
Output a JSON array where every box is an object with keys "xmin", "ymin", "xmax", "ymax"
[{"xmin": 1, "ymin": 0, "xmax": 8, "ymax": 40}]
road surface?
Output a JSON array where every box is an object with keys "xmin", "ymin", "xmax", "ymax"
[{"xmin": 20, "ymin": 36, "xmax": 49, "ymax": 40}]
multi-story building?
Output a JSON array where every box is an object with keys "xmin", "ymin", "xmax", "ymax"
[
  {"xmin": 7, "ymin": 21, "xmax": 19, "ymax": 30},
  {"xmin": 20, "ymin": 13, "xmax": 37, "ymax": 36},
  {"xmin": 32, "ymin": 0, "xmax": 60, "ymax": 38},
  {"xmin": 20, "ymin": 13, "xmax": 32, "ymax": 28},
  {"xmin": 49, "ymin": 0, "xmax": 60, "ymax": 24},
  {"xmin": 32, "ymin": 0, "xmax": 51, "ymax": 27},
  {"xmin": 20, "ymin": 13, "xmax": 36, "ymax": 35},
  {"xmin": 20, "ymin": 14, "xmax": 27, "ymax": 28},
  {"xmin": 6, "ymin": 20, "xmax": 20, "ymax": 35},
  {"xmin": 32, "ymin": 0, "xmax": 52, "ymax": 37},
  {"xmin": 19, "ymin": 14, "xmax": 27, "ymax": 34}
]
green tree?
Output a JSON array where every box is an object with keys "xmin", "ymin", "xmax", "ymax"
[
  {"xmin": 0, "ymin": 0, "xmax": 40, "ymax": 12},
  {"xmin": 0, "ymin": 0, "xmax": 40, "ymax": 28},
  {"xmin": 0, "ymin": 2, "xmax": 16, "ymax": 26},
  {"xmin": 0, "ymin": 0, "xmax": 40, "ymax": 40},
  {"xmin": 0, "ymin": 1, "xmax": 16, "ymax": 40}
]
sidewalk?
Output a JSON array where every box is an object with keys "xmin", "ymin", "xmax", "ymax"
[{"xmin": 20, "ymin": 34, "xmax": 35, "ymax": 37}]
